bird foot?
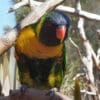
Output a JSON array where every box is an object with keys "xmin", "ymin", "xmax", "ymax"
[
  {"xmin": 9, "ymin": 89, "xmax": 16, "ymax": 96},
  {"xmin": 45, "ymin": 87, "xmax": 58, "ymax": 97},
  {"xmin": 20, "ymin": 84, "xmax": 28, "ymax": 95},
  {"xmin": 0, "ymin": 83, "xmax": 4, "ymax": 96},
  {"xmin": 9, "ymin": 84, "xmax": 28, "ymax": 96}
]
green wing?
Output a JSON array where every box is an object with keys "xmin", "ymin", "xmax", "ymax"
[
  {"xmin": 15, "ymin": 43, "xmax": 67, "ymax": 89},
  {"xmin": 48, "ymin": 43, "xmax": 67, "ymax": 88}
]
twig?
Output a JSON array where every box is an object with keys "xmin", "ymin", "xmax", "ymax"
[
  {"xmin": 8, "ymin": 0, "xmax": 28, "ymax": 12},
  {"xmin": 81, "ymin": 90, "xmax": 96, "ymax": 96},
  {"xmin": 97, "ymin": 29, "xmax": 100, "ymax": 35},
  {"xmin": 97, "ymin": 49, "xmax": 100, "ymax": 63},
  {"xmin": 28, "ymin": 0, "xmax": 36, "ymax": 10},
  {"xmin": 68, "ymin": 37, "xmax": 82, "ymax": 59}
]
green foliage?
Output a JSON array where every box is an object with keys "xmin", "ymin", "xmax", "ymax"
[
  {"xmin": 3, "ymin": 25, "xmax": 11, "ymax": 33},
  {"xmin": 15, "ymin": 6, "xmax": 30, "ymax": 22},
  {"xmin": 12, "ymin": 0, "xmax": 21, "ymax": 3},
  {"xmin": 12, "ymin": 0, "xmax": 30, "ymax": 22}
]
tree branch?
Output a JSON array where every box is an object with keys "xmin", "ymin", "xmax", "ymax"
[
  {"xmin": 9, "ymin": 0, "xmax": 100, "ymax": 21},
  {"xmin": 76, "ymin": 0, "xmax": 99, "ymax": 100},
  {"xmin": 76, "ymin": 0, "xmax": 100, "ymax": 70},
  {"xmin": 0, "ymin": 88, "xmax": 72, "ymax": 100},
  {"xmin": 0, "ymin": 0, "xmax": 64, "ymax": 56}
]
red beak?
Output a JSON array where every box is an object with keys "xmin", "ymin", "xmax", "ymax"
[{"xmin": 56, "ymin": 26, "xmax": 66, "ymax": 41}]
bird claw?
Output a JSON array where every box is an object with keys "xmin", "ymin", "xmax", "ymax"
[
  {"xmin": 46, "ymin": 87, "xmax": 58, "ymax": 97},
  {"xmin": 9, "ymin": 85, "xmax": 28, "ymax": 96},
  {"xmin": 9, "ymin": 89, "xmax": 17, "ymax": 96},
  {"xmin": 0, "ymin": 83, "xmax": 4, "ymax": 96},
  {"xmin": 20, "ymin": 84, "xmax": 28, "ymax": 95}
]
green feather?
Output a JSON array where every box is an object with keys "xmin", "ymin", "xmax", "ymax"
[{"xmin": 15, "ymin": 11, "xmax": 70, "ymax": 90}]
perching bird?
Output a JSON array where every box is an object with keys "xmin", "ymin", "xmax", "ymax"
[{"xmin": 15, "ymin": 10, "xmax": 70, "ymax": 90}]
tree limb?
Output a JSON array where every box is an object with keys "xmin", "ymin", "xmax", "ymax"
[
  {"xmin": 0, "ymin": 0, "xmax": 64, "ymax": 56},
  {"xmin": 0, "ymin": 88, "xmax": 72, "ymax": 100},
  {"xmin": 9, "ymin": 0, "xmax": 100, "ymax": 21},
  {"xmin": 76, "ymin": 0, "xmax": 99, "ymax": 100},
  {"xmin": 76, "ymin": 0, "xmax": 100, "ymax": 69}
]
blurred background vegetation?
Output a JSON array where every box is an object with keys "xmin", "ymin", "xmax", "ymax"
[{"xmin": 0, "ymin": 0, "xmax": 100, "ymax": 98}]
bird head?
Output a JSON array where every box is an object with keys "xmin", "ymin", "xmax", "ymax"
[{"xmin": 34, "ymin": 10, "xmax": 70, "ymax": 46}]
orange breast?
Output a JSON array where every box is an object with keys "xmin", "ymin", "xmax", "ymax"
[{"xmin": 15, "ymin": 26, "xmax": 63, "ymax": 59}]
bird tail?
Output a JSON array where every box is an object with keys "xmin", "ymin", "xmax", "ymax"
[{"xmin": 74, "ymin": 78, "xmax": 82, "ymax": 100}]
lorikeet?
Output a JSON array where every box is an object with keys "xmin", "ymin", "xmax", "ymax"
[{"xmin": 15, "ymin": 10, "xmax": 70, "ymax": 90}]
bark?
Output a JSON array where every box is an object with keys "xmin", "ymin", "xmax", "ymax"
[{"xmin": 0, "ymin": 88, "xmax": 72, "ymax": 100}]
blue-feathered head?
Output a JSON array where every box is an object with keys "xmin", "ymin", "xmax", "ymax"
[{"xmin": 36, "ymin": 10, "xmax": 70, "ymax": 46}]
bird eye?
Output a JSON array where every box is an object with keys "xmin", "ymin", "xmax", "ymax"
[{"xmin": 47, "ymin": 23, "xmax": 52, "ymax": 27}]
